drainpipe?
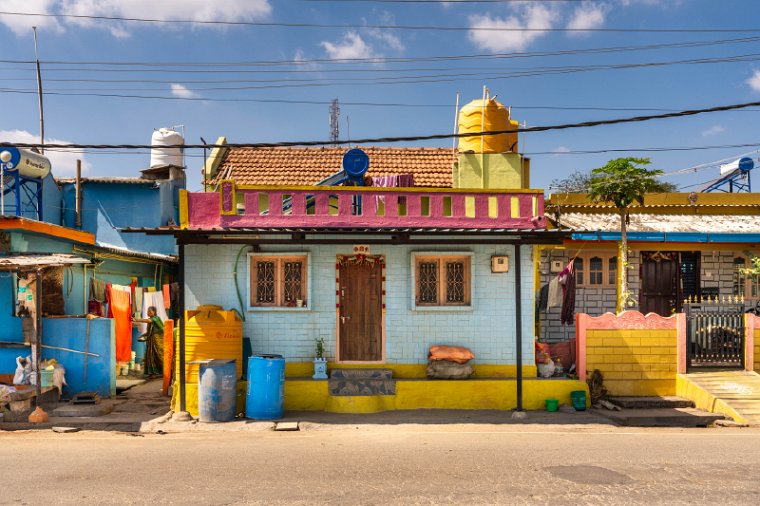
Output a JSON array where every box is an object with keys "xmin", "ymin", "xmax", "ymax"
[{"xmin": 515, "ymin": 244, "xmax": 523, "ymax": 412}]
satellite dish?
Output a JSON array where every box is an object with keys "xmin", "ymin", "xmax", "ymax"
[{"xmin": 342, "ymin": 148, "xmax": 370, "ymax": 182}]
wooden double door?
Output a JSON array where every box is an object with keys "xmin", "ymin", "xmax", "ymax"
[
  {"xmin": 338, "ymin": 257, "xmax": 384, "ymax": 362},
  {"xmin": 639, "ymin": 251, "xmax": 700, "ymax": 316}
]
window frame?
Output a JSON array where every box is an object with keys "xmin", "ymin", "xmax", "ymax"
[
  {"xmin": 733, "ymin": 255, "xmax": 760, "ymax": 301},
  {"xmin": 573, "ymin": 253, "xmax": 618, "ymax": 289},
  {"xmin": 248, "ymin": 253, "xmax": 310, "ymax": 311},
  {"xmin": 411, "ymin": 252, "xmax": 473, "ymax": 310}
]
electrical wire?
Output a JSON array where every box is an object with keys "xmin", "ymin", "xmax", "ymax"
[
  {"xmin": 4, "ymin": 53, "xmax": 760, "ymax": 92},
  {"xmin": 4, "ymin": 99, "xmax": 760, "ymax": 151},
  {"xmin": 3, "ymin": 35, "xmax": 759, "ymax": 68},
  {"xmin": 2, "ymin": 10, "xmax": 760, "ymax": 33}
]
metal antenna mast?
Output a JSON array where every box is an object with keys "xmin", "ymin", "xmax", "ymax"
[
  {"xmin": 32, "ymin": 27, "xmax": 45, "ymax": 154},
  {"xmin": 329, "ymin": 98, "xmax": 340, "ymax": 145}
]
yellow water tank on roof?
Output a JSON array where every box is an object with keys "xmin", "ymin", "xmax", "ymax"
[
  {"xmin": 178, "ymin": 305, "xmax": 244, "ymax": 384},
  {"xmin": 458, "ymin": 98, "xmax": 519, "ymax": 154}
]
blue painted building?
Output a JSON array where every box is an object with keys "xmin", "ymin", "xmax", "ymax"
[{"xmin": 0, "ymin": 147, "xmax": 183, "ymax": 399}]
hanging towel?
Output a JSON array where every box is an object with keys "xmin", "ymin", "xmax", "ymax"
[
  {"xmin": 547, "ymin": 277, "xmax": 562, "ymax": 308},
  {"xmin": 134, "ymin": 287, "xmax": 144, "ymax": 318},
  {"xmin": 137, "ymin": 291, "xmax": 169, "ymax": 341},
  {"xmin": 143, "ymin": 291, "xmax": 169, "ymax": 322},
  {"xmin": 560, "ymin": 262, "xmax": 576, "ymax": 325},
  {"xmin": 109, "ymin": 286, "xmax": 133, "ymax": 363},
  {"xmin": 162, "ymin": 284, "xmax": 171, "ymax": 309},
  {"xmin": 90, "ymin": 277, "xmax": 107, "ymax": 302},
  {"xmin": 371, "ymin": 174, "xmax": 415, "ymax": 209}
]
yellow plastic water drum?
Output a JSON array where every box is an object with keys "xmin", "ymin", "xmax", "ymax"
[
  {"xmin": 178, "ymin": 306, "xmax": 244, "ymax": 384},
  {"xmin": 458, "ymin": 98, "xmax": 518, "ymax": 154}
]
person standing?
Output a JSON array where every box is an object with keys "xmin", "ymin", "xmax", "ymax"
[{"xmin": 133, "ymin": 306, "xmax": 164, "ymax": 376}]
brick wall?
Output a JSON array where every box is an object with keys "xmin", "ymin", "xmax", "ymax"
[
  {"xmin": 585, "ymin": 329, "xmax": 678, "ymax": 396},
  {"xmin": 184, "ymin": 242, "xmax": 536, "ymax": 366},
  {"xmin": 577, "ymin": 311, "xmax": 682, "ymax": 397},
  {"xmin": 539, "ymin": 249, "xmax": 618, "ymax": 343},
  {"xmin": 540, "ymin": 248, "xmax": 744, "ymax": 343}
]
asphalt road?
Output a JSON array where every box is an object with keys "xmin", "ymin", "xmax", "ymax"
[{"xmin": 2, "ymin": 425, "xmax": 760, "ymax": 506}]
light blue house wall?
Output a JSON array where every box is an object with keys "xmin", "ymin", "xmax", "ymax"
[
  {"xmin": 184, "ymin": 241, "xmax": 535, "ymax": 365},
  {"xmin": 60, "ymin": 181, "xmax": 180, "ymax": 256}
]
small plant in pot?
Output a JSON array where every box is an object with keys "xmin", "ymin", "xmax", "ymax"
[{"xmin": 313, "ymin": 337, "xmax": 328, "ymax": 379}]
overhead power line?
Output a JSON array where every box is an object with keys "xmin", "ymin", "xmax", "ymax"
[
  {"xmin": 1, "ymin": 11, "xmax": 759, "ymax": 33},
  {"xmin": 2, "ymin": 35, "xmax": 757, "ymax": 70},
  {"xmin": 4, "ymin": 100, "xmax": 760, "ymax": 151},
  {"xmin": 2, "ymin": 53, "xmax": 759, "ymax": 97}
]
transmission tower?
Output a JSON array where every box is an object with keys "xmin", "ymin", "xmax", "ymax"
[{"xmin": 329, "ymin": 98, "xmax": 340, "ymax": 144}]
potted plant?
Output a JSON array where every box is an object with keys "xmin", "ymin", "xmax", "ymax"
[{"xmin": 313, "ymin": 337, "xmax": 328, "ymax": 379}]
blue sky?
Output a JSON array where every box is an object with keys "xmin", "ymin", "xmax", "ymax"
[{"xmin": 1, "ymin": 0, "xmax": 760, "ymax": 192}]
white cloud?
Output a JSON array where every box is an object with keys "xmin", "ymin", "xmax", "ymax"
[
  {"xmin": 321, "ymin": 32, "xmax": 375, "ymax": 60},
  {"xmin": 363, "ymin": 10, "xmax": 404, "ymax": 53},
  {"xmin": 747, "ymin": 69, "xmax": 760, "ymax": 92},
  {"xmin": 567, "ymin": 2, "xmax": 607, "ymax": 34},
  {"xmin": 0, "ymin": 129, "xmax": 90, "ymax": 177},
  {"xmin": 170, "ymin": 84, "xmax": 199, "ymax": 99},
  {"xmin": 0, "ymin": 0, "xmax": 62, "ymax": 36},
  {"xmin": 0, "ymin": 0, "xmax": 272, "ymax": 37},
  {"xmin": 366, "ymin": 28, "xmax": 404, "ymax": 52},
  {"xmin": 60, "ymin": 0, "xmax": 271, "ymax": 23},
  {"xmin": 552, "ymin": 146, "xmax": 571, "ymax": 156},
  {"xmin": 701, "ymin": 125, "xmax": 725, "ymax": 137},
  {"xmin": 468, "ymin": 4, "xmax": 559, "ymax": 52}
]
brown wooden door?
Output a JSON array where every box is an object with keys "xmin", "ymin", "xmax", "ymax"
[
  {"xmin": 639, "ymin": 252, "xmax": 679, "ymax": 316},
  {"xmin": 339, "ymin": 259, "xmax": 383, "ymax": 362}
]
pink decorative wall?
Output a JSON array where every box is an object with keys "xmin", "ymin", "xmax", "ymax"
[{"xmin": 183, "ymin": 187, "xmax": 546, "ymax": 230}]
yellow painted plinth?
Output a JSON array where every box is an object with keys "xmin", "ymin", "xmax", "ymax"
[
  {"xmin": 284, "ymin": 362, "xmax": 537, "ymax": 379},
  {"xmin": 285, "ymin": 377, "xmax": 588, "ymax": 414}
]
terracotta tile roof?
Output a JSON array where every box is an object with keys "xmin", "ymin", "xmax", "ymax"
[{"xmin": 213, "ymin": 146, "xmax": 455, "ymax": 188}]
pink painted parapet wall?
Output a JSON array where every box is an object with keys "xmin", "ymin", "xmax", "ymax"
[{"xmin": 185, "ymin": 184, "xmax": 547, "ymax": 229}]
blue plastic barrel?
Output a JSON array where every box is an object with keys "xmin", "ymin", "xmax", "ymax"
[
  {"xmin": 198, "ymin": 359, "xmax": 237, "ymax": 422},
  {"xmin": 246, "ymin": 354, "xmax": 285, "ymax": 420}
]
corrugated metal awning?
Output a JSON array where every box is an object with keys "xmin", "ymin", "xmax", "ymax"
[
  {"xmin": 555, "ymin": 213, "xmax": 760, "ymax": 234},
  {"xmin": 0, "ymin": 253, "xmax": 91, "ymax": 270}
]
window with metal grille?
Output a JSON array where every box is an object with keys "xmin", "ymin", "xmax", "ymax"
[
  {"xmin": 415, "ymin": 255, "xmax": 470, "ymax": 307},
  {"xmin": 250, "ymin": 255, "xmax": 307, "ymax": 308}
]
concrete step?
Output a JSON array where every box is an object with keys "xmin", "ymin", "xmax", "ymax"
[
  {"xmin": 596, "ymin": 408, "xmax": 725, "ymax": 428},
  {"xmin": 680, "ymin": 371, "xmax": 760, "ymax": 426},
  {"xmin": 608, "ymin": 396, "xmax": 694, "ymax": 409},
  {"xmin": 328, "ymin": 378, "xmax": 396, "ymax": 396},
  {"xmin": 330, "ymin": 368, "xmax": 393, "ymax": 380}
]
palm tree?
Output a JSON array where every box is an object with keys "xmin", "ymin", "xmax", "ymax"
[{"xmin": 588, "ymin": 158, "xmax": 664, "ymax": 312}]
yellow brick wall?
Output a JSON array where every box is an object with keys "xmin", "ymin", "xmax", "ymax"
[
  {"xmin": 585, "ymin": 328, "xmax": 678, "ymax": 396},
  {"xmin": 754, "ymin": 329, "xmax": 759, "ymax": 373}
]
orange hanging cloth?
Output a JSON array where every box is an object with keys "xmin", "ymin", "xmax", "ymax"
[
  {"xmin": 109, "ymin": 287, "xmax": 132, "ymax": 363},
  {"xmin": 162, "ymin": 284, "xmax": 171, "ymax": 310},
  {"xmin": 162, "ymin": 320, "xmax": 174, "ymax": 396}
]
